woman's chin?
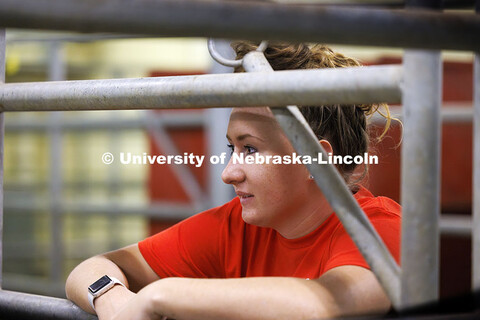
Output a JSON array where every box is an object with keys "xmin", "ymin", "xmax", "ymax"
[{"xmin": 241, "ymin": 209, "xmax": 266, "ymax": 227}]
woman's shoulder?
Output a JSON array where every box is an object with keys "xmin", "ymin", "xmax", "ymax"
[{"xmin": 354, "ymin": 185, "xmax": 401, "ymax": 219}]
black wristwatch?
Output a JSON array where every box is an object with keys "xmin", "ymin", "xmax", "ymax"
[{"xmin": 87, "ymin": 275, "xmax": 125, "ymax": 310}]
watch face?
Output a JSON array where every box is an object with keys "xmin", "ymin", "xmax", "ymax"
[{"xmin": 88, "ymin": 275, "xmax": 112, "ymax": 294}]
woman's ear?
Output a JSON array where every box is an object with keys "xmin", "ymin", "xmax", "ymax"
[
  {"xmin": 319, "ymin": 139, "xmax": 333, "ymax": 154},
  {"xmin": 308, "ymin": 140, "xmax": 334, "ymax": 180}
]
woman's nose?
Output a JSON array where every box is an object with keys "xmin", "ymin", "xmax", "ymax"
[{"xmin": 221, "ymin": 157, "xmax": 245, "ymax": 185}]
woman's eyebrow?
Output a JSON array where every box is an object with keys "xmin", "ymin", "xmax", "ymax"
[{"xmin": 226, "ymin": 133, "xmax": 265, "ymax": 142}]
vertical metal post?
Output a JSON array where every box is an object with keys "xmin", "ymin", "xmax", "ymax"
[
  {"xmin": 207, "ymin": 39, "xmax": 235, "ymax": 207},
  {"xmin": 472, "ymin": 0, "xmax": 480, "ymax": 301},
  {"xmin": 400, "ymin": 49, "xmax": 442, "ymax": 309},
  {"xmin": 48, "ymin": 41, "xmax": 65, "ymax": 283},
  {"xmin": 0, "ymin": 29, "xmax": 5, "ymax": 289},
  {"xmin": 401, "ymin": 2, "xmax": 443, "ymax": 310},
  {"xmin": 107, "ymin": 112, "xmax": 121, "ymax": 251}
]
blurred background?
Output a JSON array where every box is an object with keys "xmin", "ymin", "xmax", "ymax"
[{"xmin": 1, "ymin": 29, "xmax": 475, "ymax": 303}]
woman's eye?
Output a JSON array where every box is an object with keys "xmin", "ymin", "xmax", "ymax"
[
  {"xmin": 245, "ymin": 146, "xmax": 257, "ymax": 154},
  {"xmin": 227, "ymin": 144, "xmax": 257, "ymax": 155}
]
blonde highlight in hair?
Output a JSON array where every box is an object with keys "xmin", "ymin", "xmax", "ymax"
[{"xmin": 232, "ymin": 40, "xmax": 398, "ymax": 185}]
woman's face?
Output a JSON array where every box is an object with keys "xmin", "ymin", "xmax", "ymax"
[{"xmin": 221, "ymin": 107, "xmax": 316, "ymax": 231}]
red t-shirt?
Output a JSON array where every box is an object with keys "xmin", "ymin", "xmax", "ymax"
[{"xmin": 138, "ymin": 186, "xmax": 401, "ymax": 279}]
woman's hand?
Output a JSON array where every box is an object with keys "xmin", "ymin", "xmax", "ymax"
[
  {"xmin": 109, "ymin": 283, "xmax": 168, "ymax": 320},
  {"xmin": 94, "ymin": 286, "xmax": 137, "ymax": 320}
]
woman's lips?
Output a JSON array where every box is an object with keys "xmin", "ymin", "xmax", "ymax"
[{"xmin": 236, "ymin": 191, "xmax": 254, "ymax": 205}]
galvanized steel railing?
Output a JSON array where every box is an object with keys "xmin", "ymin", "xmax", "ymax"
[
  {"xmin": 0, "ymin": 66, "xmax": 402, "ymax": 112},
  {"xmin": 0, "ymin": 0, "xmax": 479, "ymax": 318},
  {"xmin": 0, "ymin": 290, "xmax": 97, "ymax": 320},
  {"xmin": 0, "ymin": 0, "xmax": 479, "ymax": 51}
]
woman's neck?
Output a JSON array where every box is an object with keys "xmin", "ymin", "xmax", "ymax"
[{"xmin": 275, "ymin": 193, "xmax": 333, "ymax": 239}]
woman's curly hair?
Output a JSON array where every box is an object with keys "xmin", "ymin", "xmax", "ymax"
[{"xmin": 232, "ymin": 41, "xmax": 395, "ymax": 184}]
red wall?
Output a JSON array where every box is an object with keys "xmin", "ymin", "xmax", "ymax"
[
  {"xmin": 367, "ymin": 58, "xmax": 473, "ymax": 213},
  {"xmin": 147, "ymin": 71, "xmax": 207, "ymax": 235}
]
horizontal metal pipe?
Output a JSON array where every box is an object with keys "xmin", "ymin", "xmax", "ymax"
[
  {"xmin": 0, "ymin": 0, "xmax": 479, "ymax": 50},
  {"xmin": 440, "ymin": 214, "xmax": 472, "ymax": 236},
  {"xmin": 4, "ymin": 238, "xmax": 136, "ymax": 260},
  {"xmin": 4, "ymin": 190, "xmax": 474, "ymax": 229},
  {"xmin": 0, "ymin": 66, "xmax": 402, "ymax": 112},
  {"xmin": 370, "ymin": 105, "xmax": 474, "ymax": 124},
  {"xmin": 2, "ymin": 105, "xmax": 472, "ymax": 133},
  {"xmin": 0, "ymin": 290, "xmax": 97, "ymax": 320},
  {"xmin": 3, "ymin": 196, "xmax": 474, "ymax": 235},
  {"xmin": 5, "ymin": 112, "xmax": 206, "ymax": 131},
  {"xmin": 4, "ymin": 198, "xmax": 203, "ymax": 220},
  {"xmin": 3, "ymin": 214, "xmax": 473, "ymax": 262},
  {"xmin": 2, "ymin": 274, "xmax": 67, "ymax": 298},
  {"xmin": 6, "ymin": 32, "xmax": 143, "ymax": 43}
]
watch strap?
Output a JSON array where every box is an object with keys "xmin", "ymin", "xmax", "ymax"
[{"xmin": 88, "ymin": 276, "xmax": 126, "ymax": 311}]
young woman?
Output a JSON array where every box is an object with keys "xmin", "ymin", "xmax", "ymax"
[{"xmin": 66, "ymin": 42, "xmax": 401, "ymax": 320}]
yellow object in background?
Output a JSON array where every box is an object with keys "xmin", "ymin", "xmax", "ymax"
[{"xmin": 6, "ymin": 52, "xmax": 21, "ymax": 76}]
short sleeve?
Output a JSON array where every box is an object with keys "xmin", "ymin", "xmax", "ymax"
[
  {"xmin": 138, "ymin": 200, "xmax": 237, "ymax": 279},
  {"xmin": 323, "ymin": 203, "xmax": 401, "ymax": 273}
]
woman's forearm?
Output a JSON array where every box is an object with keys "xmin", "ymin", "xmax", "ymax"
[
  {"xmin": 66, "ymin": 244, "xmax": 160, "ymax": 318},
  {"xmin": 65, "ymin": 255, "xmax": 133, "ymax": 315},
  {"xmin": 130, "ymin": 266, "xmax": 390, "ymax": 320},
  {"xmin": 139, "ymin": 277, "xmax": 329, "ymax": 320}
]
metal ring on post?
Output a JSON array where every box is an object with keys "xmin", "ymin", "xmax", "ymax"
[{"xmin": 207, "ymin": 38, "xmax": 268, "ymax": 68}]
